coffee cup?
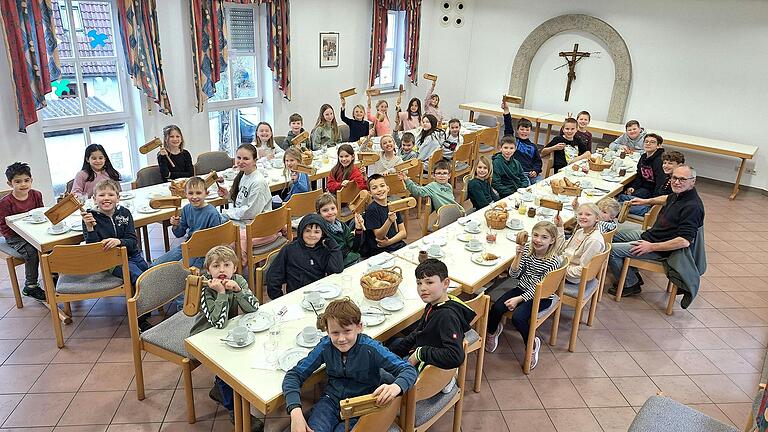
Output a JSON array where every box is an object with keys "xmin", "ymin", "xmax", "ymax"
[
  {"xmin": 468, "ymin": 238, "xmax": 481, "ymax": 249},
  {"xmin": 51, "ymin": 222, "xmax": 67, "ymax": 232},
  {"xmin": 231, "ymin": 325, "xmax": 249, "ymax": 345},
  {"xmin": 521, "ymin": 192, "xmax": 533, "ymax": 201},
  {"xmin": 508, "ymin": 219, "xmax": 523, "ymax": 229},
  {"xmin": 30, "ymin": 209, "xmax": 45, "ymax": 222},
  {"xmin": 306, "ymin": 291, "xmax": 323, "ymax": 307},
  {"xmin": 466, "ymin": 220, "xmax": 480, "ymax": 231},
  {"xmin": 427, "ymin": 244, "xmax": 442, "ymax": 257},
  {"xmin": 302, "ymin": 326, "xmax": 319, "ymax": 343}
]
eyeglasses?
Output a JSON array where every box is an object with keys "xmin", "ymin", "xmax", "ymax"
[{"xmin": 670, "ymin": 176, "xmax": 694, "ymax": 183}]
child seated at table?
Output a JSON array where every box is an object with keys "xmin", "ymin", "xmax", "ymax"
[
  {"xmin": 0, "ymin": 162, "xmax": 46, "ymax": 301},
  {"xmin": 399, "ymin": 160, "xmax": 461, "ymax": 214},
  {"xmin": 316, "ymin": 193, "xmax": 364, "ymax": 268},
  {"xmin": 442, "ymin": 118, "xmax": 463, "ymax": 161},
  {"xmin": 502, "ymin": 99, "xmax": 542, "ymax": 184},
  {"xmin": 283, "ymin": 297, "xmax": 417, "ymax": 432},
  {"xmin": 189, "ymin": 246, "xmax": 261, "ymax": 429},
  {"xmin": 367, "ymin": 98, "xmax": 393, "ymax": 137},
  {"xmin": 389, "ymin": 259, "xmax": 475, "ymax": 392},
  {"xmin": 367, "ymin": 135, "xmax": 403, "ymax": 176},
  {"xmin": 340, "ymin": 98, "xmax": 371, "ymax": 143},
  {"xmin": 72, "ymin": 144, "xmax": 122, "ymax": 199},
  {"xmin": 399, "ymin": 132, "xmax": 418, "ymax": 161},
  {"xmin": 555, "ymin": 204, "xmax": 605, "ymax": 285},
  {"xmin": 467, "ymin": 155, "xmax": 499, "ymax": 210},
  {"xmin": 81, "ymin": 179, "xmax": 151, "ymax": 330},
  {"xmin": 597, "ymin": 197, "xmax": 620, "ymax": 233},
  {"xmin": 265, "ymin": 214, "xmax": 343, "ymax": 299},
  {"xmin": 311, "ymin": 104, "xmax": 342, "ymax": 150},
  {"xmin": 157, "ymin": 125, "xmax": 194, "ymax": 181},
  {"xmin": 415, "ymin": 114, "xmax": 446, "ymax": 163},
  {"xmin": 327, "ymin": 144, "xmax": 368, "ymax": 194},
  {"xmin": 284, "ymin": 113, "xmax": 306, "ymax": 148},
  {"xmin": 361, "ymin": 174, "xmax": 407, "ymax": 257},
  {"xmin": 628, "ymin": 150, "xmax": 685, "ymax": 215},
  {"xmin": 253, "ymin": 121, "xmax": 284, "ymax": 161},
  {"xmin": 485, "ymin": 222, "xmax": 564, "ymax": 371},
  {"xmin": 541, "ymin": 117, "xmax": 591, "ymax": 173},
  {"xmin": 272, "ymin": 147, "xmax": 310, "ymax": 209},
  {"xmin": 609, "ymin": 119, "xmax": 647, "ymax": 154},
  {"xmin": 618, "ymin": 133, "xmax": 665, "ymax": 208},
  {"xmin": 492, "ymin": 135, "xmax": 529, "ymax": 198}
]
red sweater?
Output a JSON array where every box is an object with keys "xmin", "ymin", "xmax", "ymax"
[
  {"xmin": 327, "ymin": 165, "xmax": 368, "ymax": 193},
  {"xmin": 0, "ymin": 189, "xmax": 44, "ymax": 238}
]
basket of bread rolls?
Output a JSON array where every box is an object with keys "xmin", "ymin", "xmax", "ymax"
[
  {"xmin": 484, "ymin": 202, "xmax": 510, "ymax": 230},
  {"xmin": 588, "ymin": 154, "xmax": 613, "ymax": 172},
  {"xmin": 360, "ymin": 266, "xmax": 403, "ymax": 300},
  {"xmin": 168, "ymin": 179, "xmax": 187, "ymax": 197},
  {"xmin": 301, "ymin": 148, "xmax": 314, "ymax": 165},
  {"xmin": 550, "ymin": 177, "xmax": 582, "ymax": 196}
]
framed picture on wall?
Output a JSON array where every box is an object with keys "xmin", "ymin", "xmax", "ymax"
[{"xmin": 320, "ymin": 32, "xmax": 339, "ymax": 68}]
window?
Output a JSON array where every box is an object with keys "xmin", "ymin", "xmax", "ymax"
[
  {"xmin": 208, "ymin": 4, "xmax": 264, "ymax": 155},
  {"xmin": 373, "ymin": 11, "xmax": 407, "ymax": 91},
  {"xmin": 42, "ymin": 0, "xmax": 137, "ymax": 196}
]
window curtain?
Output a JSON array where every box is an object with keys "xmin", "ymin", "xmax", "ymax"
[
  {"xmin": 0, "ymin": 0, "xmax": 61, "ymax": 132},
  {"xmin": 189, "ymin": 0, "xmax": 291, "ymax": 112},
  {"xmin": 116, "ymin": 0, "xmax": 173, "ymax": 114},
  {"xmin": 368, "ymin": 0, "xmax": 421, "ymax": 87}
]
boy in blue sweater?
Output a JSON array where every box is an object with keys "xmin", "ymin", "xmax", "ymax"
[
  {"xmin": 283, "ymin": 298, "xmax": 417, "ymax": 432},
  {"xmin": 152, "ymin": 176, "xmax": 225, "ymax": 269},
  {"xmin": 502, "ymin": 99, "xmax": 543, "ymax": 184}
]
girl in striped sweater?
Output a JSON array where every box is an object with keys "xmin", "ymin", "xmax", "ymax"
[{"xmin": 485, "ymin": 221, "xmax": 564, "ymax": 370}]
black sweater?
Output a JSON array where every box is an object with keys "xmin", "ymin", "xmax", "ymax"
[
  {"xmin": 642, "ymin": 188, "xmax": 704, "ymax": 255},
  {"xmin": 389, "ymin": 296, "xmax": 476, "ymax": 369},
  {"xmin": 340, "ymin": 108, "xmax": 370, "ymax": 143},
  {"xmin": 545, "ymin": 135, "xmax": 589, "ymax": 172},
  {"xmin": 266, "ymin": 214, "xmax": 344, "ymax": 299},
  {"xmin": 158, "ymin": 149, "xmax": 194, "ymax": 181},
  {"xmin": 466, "ymin": 178, "xmax": 498, "ymax": 210},
  {"xmin": 83, "ymin": 205, "xmax": 140, "ymax": 257},
  {"xmin": 628, "ymin": 149, "xmax": 665, "ymax": 197}
]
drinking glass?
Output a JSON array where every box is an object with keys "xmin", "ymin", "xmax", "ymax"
[
  {"xmin": 263, "ymin": 338, "xmax": 278, "ymax": 368},
  {"xmin": 342, "ymin": 275, "xmax": 353, "ymax": 291}
]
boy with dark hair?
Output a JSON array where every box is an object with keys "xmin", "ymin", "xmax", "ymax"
[
  {"xmin": 502, "ymin": 99, "xmax": 543, "ymax": 184},
  {"xmin": 283, "ymin": 298, "xmax": 417, "ymax": 432},
  {"xmin": 399, "ymin": 132, "xmax": 418, "ymax": 161},
  {"xmin": 284, "ymin": 113, "xmax": 305, "ymax": 148},
  {"xmin": 0, "ymin": 162, "xmax": 45, "ymax": 300},
  {"xmin": 492, "ymin": 135, "xmax": 529, "ymax": 198},
  {"xmin": 361, "ymin": 174, "xmax": 407, "ymax": 257},
  {"xmin": 316, "ymin": 193, "xmax": 364, "ymax": 268},
  {"xmin": 389, "ymin": 259, "xmax": 475, "ymax": 392},
  {"xmin": 265, "ymin": 214, "xmax": 343, "ymax": 299},
  {"xmin": 398, "ymin": 160, "xmax": 461, "ymax": 213},
  {"xmin": 618, "ymin": 133, "xmax": 665, "ymax": 217},
  {"xmin": 541, "ymin": 117, "xmax": 591, "ymax": 173},
  {"xmin": 628, "ymin": 150, "xmax": 686, "ymax": 216},
  {"xmin": 609, "ymin": 119, "xmax": 647, "ymax": 153}
]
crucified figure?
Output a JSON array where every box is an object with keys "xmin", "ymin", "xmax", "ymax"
[{"xmin": 557, "ymin": 43, "xmax": 591, "ymax": 102}]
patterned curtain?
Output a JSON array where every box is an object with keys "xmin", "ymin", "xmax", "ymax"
[
  {"xmin": 369, "ymin": 0, "xmax": 421, "ymax": 87},
  {"xmin": 190, "ymin": 0, "xmax": 291, "ymax": 112},
  {"xmin": 0, "ymin": 0, "xmax": 61, "ymax": 132},
  {"xmin": 116, "ymin": 0, "xmax": 172, "ymax": 114}
]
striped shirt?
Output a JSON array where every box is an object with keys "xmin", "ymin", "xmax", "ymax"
[
  {"xmin": 599, "ymin": 220, "xmax": 618, "ymax": 234},
  {"xmin": 509, "ymin": 244, "xmax": 564, "ymax": 302}
]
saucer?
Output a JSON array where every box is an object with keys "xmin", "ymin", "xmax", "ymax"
[
  {"xmin": 24, "ymin": 216, "xmax": 47, "ymax": 224},
  {"xmin": 463, "ymin": 225, "xmax": 481, "ymax": 234},
  {"xmin": 137, "ymin": 206, "xmax": 160, "ymax": 214},
  {"xmin": 47, "ymin": 226, "xmax": 70, "ymax": 235},
  {"xmin": 301, "ymin": 298, "xmax": 326, "ymax": 311},
  {"xmin": 278, "ymin": 348, "xmax": 310, "ymax": 371},
  {"xmin": 224, "ymin": 331, "xmax": 255, "ymax": 348},
  {"xmin": 457, "ymin": 217, "xmax": 470, "ymax": 226},
  {"xmin": 296, "ymin": 331, "xmax": 322, "ymax": 348},
  {"xmin": 242, "ymin": 311, "xmax": 274, "ymax": 332},
  {"xmin": 380, "ymin": 296, "xmax": 404, "ymax": 312},
  {"xmin": 119, "ymin": 192, "xmax": 135, "ymax": 200},
  {"xmin": 427, "ymin": 250, "xmax": 445, "ymax": 259},
  {"xmin": 69, "ymin": 221, "xmax": 83, "ymax": 231},
  {"xmin": 456, "ymin": 233, "xmax": 474, "ymax": 242},
  {"xmin": 465, "ymin": 243, "xmax": 484, "ymax": 252},
  {"xmin": 304, "ymin": 283, "xmax": 342, "ymax": 299}
]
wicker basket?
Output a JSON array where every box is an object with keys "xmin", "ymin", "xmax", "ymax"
[
  {"xmin": 168, "ymin": 179, "xmax": 186, "ymax": 198},
  {"xmin": 301, "ymin": 149, "xmax": 314, "ymax": 166},
  {"xmin": 484, "ymin": 204, "xmax": 509, "ymax": 230},
  {"xmin": 360, "ymin": 266, "xmax": 402, "ymax": 300},
  {"xmin": 550, "ymin": 180, "xmax": 582, "ymax": 196},
  {"xmin": 588, "ymin": 160, "xmax": 613, "ymax": 172}
]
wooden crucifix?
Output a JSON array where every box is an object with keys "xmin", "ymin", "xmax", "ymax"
[{"xmin": 558, "ymin": 43, "xmax": 591, "ymax": 102}]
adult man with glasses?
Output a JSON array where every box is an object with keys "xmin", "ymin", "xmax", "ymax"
[{"xmin": 608, "ymin": 165, "xmax": 704, "ymax": 303}]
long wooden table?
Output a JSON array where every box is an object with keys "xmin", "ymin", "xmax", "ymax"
[
  {"xmin": 459, "ymin": 101, "xmax": 758, "ymax": 200},
  {"xmin": 457, "ymin": 102, "xmax": 552, "ymax": 144}
]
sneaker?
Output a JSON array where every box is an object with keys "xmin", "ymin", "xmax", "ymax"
[
  {"xmin": 22, "ymin": 284, "xmax": 46, "ymax": 301},
  {"xmin": 608, "ymin": 280, "xmax": 643, "ymax": 297},
  {"xmin": 485, "ymin": 323, "xmax": 503, "ymax": 353},
  {"xmin": 441, "ymin": 376, "xmax": 457, "ymax": 394},
  {"xmin": 530, "ymin": 337, "xmax": 541, "ymax": 370},
  {"xmin": 228, "ymin": 410, "xmax": 264, "ymax": 432},
  {"xmin": 138, "ymin": 316, "xmax": 153, "ymax": 333},
  {"xmin": 209, "ymin": 385, "xmax": 224, "ymax": 405}
]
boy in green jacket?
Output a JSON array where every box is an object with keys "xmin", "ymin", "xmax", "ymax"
[
  {"xmin": 316, "ymin": 193, "xmax": 363, "ymax": 268},
  {"xmin": 398, "ymin": 160, "xmax": 462, "ymax": 213},
  {"xmin": 492, "ymin": 135, "xmax": 529, "ymax": 198}
]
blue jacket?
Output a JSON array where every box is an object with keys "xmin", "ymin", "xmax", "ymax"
[
  {"xmin": 282, "ymin": 334, "xmax": 417, "ymax": 412},
  {"xmin": 504, "ymin": 113, "xmax": 542, "ymax": 174},
  {"xmin": 83, "ymin": 205, "xmax": 139, "ymax": 256},
  {"xmin": 172, "ymin": 203, "xmax": 225, "ymax": 239}
]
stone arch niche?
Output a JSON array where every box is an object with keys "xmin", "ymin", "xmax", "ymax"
[{"xmin": 509, "ymin": 14, "xmax": 631, "ymax": 123}]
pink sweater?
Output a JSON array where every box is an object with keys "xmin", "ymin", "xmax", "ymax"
[
  {"xmin": 71, "ymin": 170, "xmax": 119, "ymax": 198},
  {"xmin": 367, "ymin": 109, "xmax": 392, "ymax": 136}
]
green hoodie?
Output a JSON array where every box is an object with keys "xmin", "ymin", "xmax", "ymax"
[
  {"xmin": 326, "ymin": 219, "xmax": 362, "ymax": 268},
  {"xmin": 491, "ymin": 152, "xmax": 528, "ymax": 198},
  {"xmin": 404, "ymin": 179, "xmax": 460, "ymax": 212}
]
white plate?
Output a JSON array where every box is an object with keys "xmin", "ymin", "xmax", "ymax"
[
  {"xmin": 380, "ymin": 296, "xmax": 404, "ymax": 312},
  {"xmin": 47, "ymin": 226, "xmax": 70, "ymax": 235},
  {"xmin": 119, "ymin": 192, "xmax": 135, "ymax": 200},
  {"xmin": 456, "ymin": 233, "xmax": 474, "ymax": 242},
  {"xmin": 457, "ymin": 217, "xmax": 470, "ymax": 226},
  {"xmin": 583, "ymin": 189, "xmax": 603, "ymax": 196},
  {"xmin": 506, "ymin": 232, "xmax": 522, "ymax": 242},
  {"xmin": 362, "ymin": 312, "xmax": 386, "ymax": 327},
  {"xmin": 368, "ymin": 254, "xmax": 395, "ymax": 269},
  {"xmin": 506, "ymin": 221, "xmax": 524, "ymax": 230},
  {"xmin": 423, "ymin": 236, "xmax": 447, "ymax": 247},
  {"xmin": 278, "ymin": 347, "xmax": 310, "ymax": 371},
  {"xmin": 296, "ymin": 331, "xmax": 323, "ymax": 348},
  {"xmin": 24, "ymin": 216, "xmax": 47, "ymax": 224},
  {"xmin": 570, "ymin": 170, "xmax": 586, "ymax": 177},
  {"xmin": 305, "ymin": 283, "xmax": 341, "ymax": 300},
  {"xmin": 463, "ymin": 226, "xmax": 481, "ymax": 234},
  {"xmin": 242, "ymin": 311, "xmax": 275, "ymax": 332},
  {"xmin": 471, "ymin": 252, "xmax": 500, "ymax": 267},
  {"xmin": 465, "ymin": 243, "xmax": 484, "ymax": 252},
  {"xmin": 137, "ymin": 206, "xmax": 160, "ymax": 214},
  {"xmin": 69, "ymin": 221, "xmax": 83, "ymax": 231},
  {"xmin": 301, "ymin": 298, "xmax": 326, "ymax": 311},
  {"xmin": 224, "ymin": 331, "xmax": 255, "ymax": 348},
  {"xmin": 427, "ymin": 250, "xmax": 445, "ymax": 259}
]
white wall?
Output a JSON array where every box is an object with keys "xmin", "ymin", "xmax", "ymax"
[{"xmin": 1, "ymin": 0, "xmax": 766, "ymax": 200}]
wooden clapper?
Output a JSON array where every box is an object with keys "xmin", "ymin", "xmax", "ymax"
[
  {"xmin": 396, "ymin": 84, "xmax": 404, "ymax": 106},
  {"xmin": 423, "ymin": 73, "xmax": 438, "ymax": 82},
  {"xmin": 388, "ymin": 197, "xmax": 416, "ymax": 213},
  {"xmin": 139, "ymin": 137, "xmax": 175, "ymax": 168},
  {"xmin": 339, "ymin": 87, "xmax": 356, "ymax": 99},
  {"xmin": 394, "ymin": 159, "xmax": 419, "ymax": 173},
  {"xmin": 539, "ymin": 198, "xmax": 564, "ymax": 218},
  {"xmin": 349, "ymin": 190, "xmax": 371, "ymax": 214},
  {"xmin": 45, "ymin": 193, "xmax": 84, "ymax": 225},
  {"xmin": 202, "ymin": 171, "xmax": 219, "ymax": 189},
  {"xmin": 357, "ymin": 152, "xmax": 380, "ymax": 168},
  {"xmin": 149, "ymin": 196, "xmax": 182, "ymax": 218},
  {"xmin": 293, "ymin": 163, "xmax": 317, "ymax": 176},
  {"xmin": 291, "ymin": 130, "xmax": 310, "ymax": 147},
  {"xmin": 503, "ymin": 94, "xmax": 523, "ymax": 105},
  {"xmin": 183, "ymin": 271, "xmax": 205, "ymax": 316},
  {"xmin": 366, "ymin": 88, "xmax": 381, "ymax": 97}
]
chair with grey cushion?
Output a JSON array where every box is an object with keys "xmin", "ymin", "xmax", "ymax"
[
  {"xmin": 41, "ymin": 243, "xmax": 132, "ymax": 348},
  {"xmin": 629, "ymin": 395, "xmax": 738, "ymax": 432},
  {"xmin": 194, "ymin": 151, "xmax": 234, "ymax": 175},
  {"xmin": 561, "ymin": 246, "xmax": 610, "ymax": 352},
  {"xmin": 0, "ymin": 190, "xmax": 24, "ymax": 309},
  {"xmin": 400, "ymin": 362, "xmax": 466, "ymax": 432},
  {"xmin": 274, "ymin": 135, "xmax": 288, "ymax": 150},
  {"xmin": 128, "ymin": 262, "xmax": 200, "ymax": 424},
  {"xmin": 132, "ymin": 165, "xmax": 167, "ymax": 260},
  {"xmin": 339, "ymin": 123, "xmax": 350, "ymax": 142},
  {"xmin": 463, "ymin": 294, "xmax": 490, "ymax": 393},
  {"xmin": 245, "ymin": 206, "xmax": 292, "ymax": 302}
]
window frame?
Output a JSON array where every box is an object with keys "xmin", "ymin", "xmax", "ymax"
[{"xmin": 373, "ymin": 10, "xmax": 406, "ymax": 91}]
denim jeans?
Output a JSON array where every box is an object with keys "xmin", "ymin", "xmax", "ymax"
[
  {"xmin": 215, "ymin": 376, "xmax": 235, "ymax": 411},
  {"xmin": 308, "ymin": 395, "xmax": 358, "ymax": 432},
  {"xmin": 528, "ymin": 174, "xmax": 543, "ymax": 186},
  {"xmin": 5, "ymin": 235, "xmax": 39, "ymax": 285},
  {"xmin": 487, "ymin": 287, "xmax": 552, "ymax": 344},
  {"xmin": 617, "ymin": 194, "xmax": 651, "ymax": 216},
  {"xmin": 608, "ymin": 229, "xmax": 664, "ymax": 286},
  {"xmin": 114, "ymin": 252, "xmax": 150, "ymax": 286}
]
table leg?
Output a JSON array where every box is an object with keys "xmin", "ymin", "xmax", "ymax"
[
  {"xmin": 469, "ymin": 110, "xmax": 475, "ymax": 123},
  {"xmin": 545, "ymin": 124, "xmax": 553, "ymax": 144},
  {"xmin": 730, "ymin": 158, "xmax": 747, "ymax": 200},
  {"xmin": 234, "ymin": 392, "xmax": 243, "ymax": 432},
  {"xmin": 242, "ymin": 397, "xmax": 251, "ymax": 432},
  {"xmin": 534, "ymin": 121, "xmax": 541, "ymax": 145}
]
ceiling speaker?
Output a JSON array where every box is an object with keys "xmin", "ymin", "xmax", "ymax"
[
  {"xmin": 453, "ymin": 16, "xmax": 464, "ymax": 28},
  {"xmin": 456, "ymin": 2, "xmax": 465, "ymax": 11},
  {"xmin": 441, "ymin": 1, "xmax": 452, "ymax": 10},
  {"xmin": 440, "ymin": 14, "xmax": 450, "ymax": 27}
]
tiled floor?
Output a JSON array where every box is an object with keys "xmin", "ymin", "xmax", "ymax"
[{"xmin": 0, "ymin": 179, "xmax": 764, "ymax": 431}]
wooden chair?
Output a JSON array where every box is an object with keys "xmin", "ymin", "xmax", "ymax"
[
  {"xmin": 340, "ymin": 394, "xmax": 402, "ymax": 432},
  {"xmin": 132, "ymin": 165, "xmax": 167, "ymax": 261},
  {"xmin": 417, "ymin": 149, "xmax": 444, "ymax": 218},
  {"xmin": 128, "ymin": 262, "xmax": 199, "ymax": 424},
  {"xmin": 245, "ymin": 206, "xmax": 292, "ymax": 302},
  {"xmin": 65, "ymin": 179, "xmax": 74, "ymax": 194},
  {"xmin": 400, "ymin": 363, "xmax": 465, "ymax": 432},
  {"xmin": 459, "ymin": 174, "xmax": 471, "ymax": 208},
  {"xmin": 194, "ymin": 151, "xmax": 234, "ymax": 174},
  {"xmin": 561, "ymin": 247, "xmax": 611, "ymax": 352},
  {"xmin": 423, "ymin": 203, "xmax": 465, "ymax": 236},
  {"xmin": 597, "ymin": 228, "xmax": 617, "ymax": 302},
  {"xmin": 463, "ymin": 294, "xmax": 490, "ymax": 393},
  {"xmin": 450, "ymin": 142, "xmax": 475, "ymax": 189},
  {"xmin": 254, "ymin": 249, "xmax": 282, "ymax": 302},
  {"xmin": 285, "ymin": 189, "xmax": 323, "ymax": 230},
  {"xmin": 336, "ymin": 181, "xmax": 362, "ymax": 223},
  {"xmin": 0, "ymin": 190, "xmax": 23, "ymax": 308},
  {"xmin": 384, "ymin": 174, "xmax": 409, "ymax": 200},
  {"xmin": 615, "ymin": 257, "xmax": 677, "ymax": 315},
  {"xmin": 501, "ymin": 258, "xmax": 569, "ymax": 373},
  {"xmin": 180, "ymin": 221, "xmax": 242, "ymax": 271},
  {"xmin": 542, "ymin": 153, "xmax": 555, "ymax": 178},
  {"xmin": 619, "ymin": 203, "xmax": 663, "ymax": 230},
  {"xmin": 41, "ymin": 243, "xmax": 132, "ymax": 348},
  {"xmin": 476, "ymin": 124, "xmax": 499, "ymax": 158}
]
